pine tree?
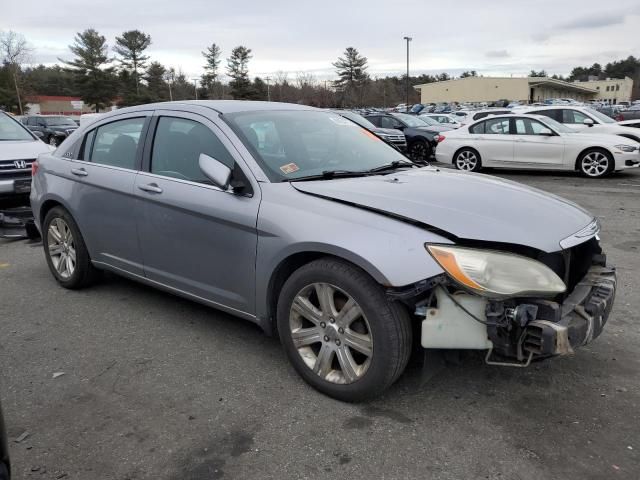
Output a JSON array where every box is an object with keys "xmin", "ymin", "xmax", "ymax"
[
  {"xmin": 333, "ymin": 47, "xmax": 369, "ymax": 106},
  {"xmin": 61, "ymin": 29, "xmax": 116, "ymax": 112},
  {"xmin": 145, "ymin": 61, "xmax": 168, "ymax": 102},
  {"xmin": 202, "ymin": 43, "xmax": 221, "ymax": 94},
  {"xmin": 114, "ymin": 30, "xmax": 151, "ymax": 95},
  {"xmin": 227, "ymin": 46, "xmax": 252, "ymax": 99}
]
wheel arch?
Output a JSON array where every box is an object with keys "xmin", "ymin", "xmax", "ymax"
[
  {"xmin": 574, "ymin": 146, "xmax": 614, "ymax": 171},
  {"xmin": 262, "ymin": 248, "xmax": 391, "ymax": 336}
]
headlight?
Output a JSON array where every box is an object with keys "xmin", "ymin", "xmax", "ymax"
[
  {"xmin": 615, "ymin": 144, "xmax": 638, "ymax": 153},
  {"xmin": 426, "ymin": 245, "xmax": 566, "ymax": 298}
]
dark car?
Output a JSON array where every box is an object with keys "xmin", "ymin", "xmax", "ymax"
[
  {"xmin": 22, "ymin": 115, "xmax": 78, "ymax": 147},
  {"xmin": 331, "ymin": 110, "xmax": 407, "ymax": 152},
  {"xmin": 365, "ymin": 112, "xmax": 454, "ymax": 161},
  {"xmin": 0, "ymin": 402, "xmax": 9, "ymax": 480}
]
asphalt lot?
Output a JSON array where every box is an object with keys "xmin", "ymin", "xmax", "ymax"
[{"xmin": 1, "ymin": 167, "xmax": 639, "ymax": 480}]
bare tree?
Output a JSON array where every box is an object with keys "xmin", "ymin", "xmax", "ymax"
[{"xmin": 0, "ymin": 30, "xmax": 33, "ymax": 114}]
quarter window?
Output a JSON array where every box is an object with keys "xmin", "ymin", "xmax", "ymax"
[
  {"xmin": 151, "ymin": 117, "xmax": 235, "ymax": 183},
  {"xmin": 380, "ymin": 116, "xmax": 402, "ymax": 129},
  {"xmin": 89, "ymin": 118, "xmax": 145, "ymax": 169},
  {"xmin": 469, "ymin": 121, "xmax": 486, "ymax": 134}
]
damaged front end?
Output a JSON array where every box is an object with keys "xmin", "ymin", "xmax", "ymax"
[
  {"xmin": 390, "ymin": 236, "xmax": 616, "ymax": 366},
  {"xmin": 0, "ymin": 206, "xmax": 40, "ymax": 239}
]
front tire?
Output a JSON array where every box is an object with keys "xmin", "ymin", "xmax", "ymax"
[
  {"xmin": 408, "ymin": 139, "xmax": 432, "ymax": 163},
  {"xmin": 454, "ymin": 148, "xmax": 482, "ymax": 172},
  {"xmin": 43, "ymin": 206, "xmax": 99, "ymax": 289},
  {"xmin": 578, "ymin": 149, "xmax": 613, "ymax": 178},
  {"xmin": 277, "ymin": 258, "xmax": 412, "ymax": 402}
]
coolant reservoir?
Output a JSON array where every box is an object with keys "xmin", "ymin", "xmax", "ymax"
[{"xmin": 420, "ymin": 288, "xmax": 493, "ymax": 349}]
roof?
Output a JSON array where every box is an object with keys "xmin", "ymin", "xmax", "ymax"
[
  {"xmin": 26, "ymin": 95, "xmax": 82, "ymax": 102},
  {"xmin": 105, "ymin": 100, "xmax": 317, "ymax": 116}
]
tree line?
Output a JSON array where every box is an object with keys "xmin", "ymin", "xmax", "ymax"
[{"xmin": 1, "ymin": 28, "xmax": 639, "ymax": 113}]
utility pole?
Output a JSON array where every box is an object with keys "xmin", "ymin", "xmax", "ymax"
[
  {"xmin": 403, "ymin": 36, "xmax": 412, "ymax": 112},
  {"xmin": 192, "ymin": 78, "xmax": 199, "ymax": 100},
  {"xmin": 265, "ymin": 76, "xmax": 271, "ymax": 101}
]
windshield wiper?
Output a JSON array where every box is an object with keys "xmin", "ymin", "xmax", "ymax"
[
  {"xmin": 366, "ymin": 160, "xmax": 416, "ymax": 173},
  {"xmin": 287, "ymin": 170, "xmax": 373, "ymax": 182}
]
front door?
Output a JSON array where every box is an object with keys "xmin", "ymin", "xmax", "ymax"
[
  {"xmin": 512, "ymin": 117, "xmax": 565, "ymax": 166},
  {"xmin": 134, "ymin": 111, "xmax": 260, "ymax": 316}
]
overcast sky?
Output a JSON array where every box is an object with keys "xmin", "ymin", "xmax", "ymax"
[{"xmin": 4, "ymin": 0, "xmax": 640, "ymax": 81}]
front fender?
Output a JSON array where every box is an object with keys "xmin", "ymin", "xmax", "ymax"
[{"xmin": 254, "ymin": 183, "xmax": 450, "ymax": 321}]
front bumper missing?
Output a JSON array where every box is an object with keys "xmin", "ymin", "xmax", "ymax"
[
  {"xmin": 521, "ymin": 265, "xmax": 616, "ymax": 357},
  {"xmin": 0, "ymin": 206, "xmax": 39, "ymax": 239}
]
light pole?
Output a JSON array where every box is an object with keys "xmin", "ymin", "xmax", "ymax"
[
  {"xmin": 191, "ymin": 78, "xmax": 200, "ymax": 100},
  {"xmin": 403, "ymin": 36, "xmax": 412, "ymax": 112},
  {"xmin": 265, "ymin": 76, "xmax": 271, "ymax": 101}
]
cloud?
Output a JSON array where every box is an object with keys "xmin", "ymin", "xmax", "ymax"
[
  {"xmin": 557, "ymin": 12, "xmax": 626, "ymax": 30},
  {"xmin": 485, "ymin": 50, "xmax": 510, "ymax": 58}
]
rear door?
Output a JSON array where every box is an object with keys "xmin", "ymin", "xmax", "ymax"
[
  {"xmin": 472, "ymin": 117, "xmax": 513, "ymax": 165},
  {"xmin": 512, "ymin": 117, "xmax": 565, "ymax": 167},
  {"xmin": 134, "ymin": 110, "xmax": 260, "ymax": 316},
  {"xmin": 68, "ymin": 112, "xmax": 150, "ymax": 275}
]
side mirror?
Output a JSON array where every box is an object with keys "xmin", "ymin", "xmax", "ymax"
[
  {"xmin": 199, "ymin": 153, "xmax": 232, "ymax": 190},
  {"xmin": 539, "ymin": 128, "xmax": 554, "ymax": 136},
  {"xmin": 583, "ymin": 118, "xmax": 595, "ymax": 127},
  {"xmin": 32, "ymin": 130, "xmax": 44, "ymax": 139}
]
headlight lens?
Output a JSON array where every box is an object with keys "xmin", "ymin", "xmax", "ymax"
[
  {"xmin": 426, "ymin": 245, "xmax": 566, "ymax": 298},
  {"xmin": 615, "ymin": 144, "xmax": 638, "ymax": 153}
]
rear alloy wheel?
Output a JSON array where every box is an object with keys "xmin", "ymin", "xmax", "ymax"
[
  {"xmin": 409, "ymin": 140, "xmax": 431, "ymax": 162},
  {"xmin": 43, "ymin": 206, "xmax": 100, "ymax": 289},
  {"xmin": 277, "ymin": 258, "xmax": 412, "ymax": 402},
  {"xmin": 454, "ymin": 148, "xmax": 482, "ymax": 172},
  {"xmin": 579, "ymin": 150, "xmax": 612, "ymax": 178}
]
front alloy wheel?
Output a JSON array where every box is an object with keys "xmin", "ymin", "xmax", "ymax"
[
  {"xmin": 277, "ymin": 258, "xmax": 412, "ymax": 402},
  {"xmin": 289, "ymin": 283, "xmax": 373, "ymax": 384},
  {"xmin": 580, "ymin": 150, "xmax": 611, "ymax": 178}
]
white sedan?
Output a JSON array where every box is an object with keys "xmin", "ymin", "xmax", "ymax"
[{"xmin": 434, "ymin": 114, "xmax": 640, "ymax": 178}]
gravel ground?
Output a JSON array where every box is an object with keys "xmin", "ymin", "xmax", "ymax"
[{"xmin": 1, "ymin": 167, "xmax": 639, "ymax": 480}]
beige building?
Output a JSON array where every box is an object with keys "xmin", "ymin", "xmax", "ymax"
[
  {"xmin": 572, "ymin": 76, "xmax": 634, "ymax": 104},
  {"xmin": 414, "ymin": 76, "xmax": 598, "ymax": 104}
]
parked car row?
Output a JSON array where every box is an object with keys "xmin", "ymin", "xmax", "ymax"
[{"xmin": 19, "ymin": 115, "xmax": 79, "ymax": 146}]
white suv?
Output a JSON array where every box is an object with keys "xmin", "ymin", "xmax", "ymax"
[{"xmin": 514, "ymin": 105, "xmax": 640, "ymax": 143}]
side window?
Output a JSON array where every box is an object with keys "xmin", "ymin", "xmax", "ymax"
[
  {"xmin": 530, "ymin": 109, "xmax": 561, "ymax": 122},
  {"xmin": 562, "ymin": 109, "xmax": 589, "ymax": 124},
  {"xmin": 469, "ymin": 121, "xmax": 486, "ymax": 134},
  {"xmin": 515, "ymin": 118, "xmax": 549, "ymax": 135},
  {"xmin": 366, "ymin": 116, "xmax": 381, "ymax": 127},
  {"xmin": 484, "ymin": 118, "xmax": 510, "ymax": 134},
  {"xmin": 151, "ymin": 116, "xmax": 235, "ymax": 183},
  {"xmin": 379, "ymin": 116, "xmax": 398, "ymax": 129},
  {"xmin": 27, "ymin": 117, "xmax": 37, "ymax": 127},
  {"xmin": 89, "ymin": 117, "xmax": 145, "ymax": 169}
]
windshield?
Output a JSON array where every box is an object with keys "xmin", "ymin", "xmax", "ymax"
[
  {"xmin": 392, "ymin": 113, "xmax": 427, "ymax": 127},
  {"xmin": 418, "ymin": 115, "xmax": 441, "ymax": 126},
  {"xmin": 45, "ymin": 116, "xmax": 77, "ymax": 126},
  {"xmin": 0, "ymin": 113, "xmax": 35, "ymax": 141},
  {"xmin": 224, "ymin": 110, "xmax": 410, "ymax": 181},
  {"xmin": 538, "ymin": 116, "xmax": 576, "ymax": 134},
  {"xmin": 584, "ymin": 108, "xmax": 615, "ymax": 124}
]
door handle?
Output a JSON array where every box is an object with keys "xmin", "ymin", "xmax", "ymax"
[
  {"xmin": 71, "ymin": 168, "xmax": 88, "ymax": 177},
  {"xmin": 138, "ymin": 183, "xmax": 163, "ymax": 194}
]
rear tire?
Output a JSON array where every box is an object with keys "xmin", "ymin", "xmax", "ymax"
[
  {"xmin": 454, "ymin": 148, "xmax": 482, "ymax": 172},
  {"xmin": 577, "ymin": 149, "xmax": 613, "ymax": 178},
  {"xmin": 277, "ymin": 258, "xmax": 412, "ymax": 402},
  {"xmin": 43, "ymin": 206, "xmax": 100, "ymax": 289}
]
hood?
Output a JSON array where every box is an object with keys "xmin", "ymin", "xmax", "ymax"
[
  {"xmin": 565, "ymin": 132, "xmax": 639, "ymax": 146},
  {"xmin": 374, "ymin": 128, "xmax": 405, "ymax": 135},
  {"xmin": 292, "ymin": 168, "xmax": 593, "ymax": 253},
  {"xmin": 0, "ymin": 140, "xmax": 54, "ymax": 161},
  {"xmin": 416, "ymin": 125, "xmax": 453, "ymax": 133}
]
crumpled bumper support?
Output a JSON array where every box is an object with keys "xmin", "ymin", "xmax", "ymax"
[
  {"xmin": 523, "ymin": 266, "xmax": 616, "ymax": 357},
  {"xmin": 0, "ymin": 206, "xmax": 39, "ymax": 239}
]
